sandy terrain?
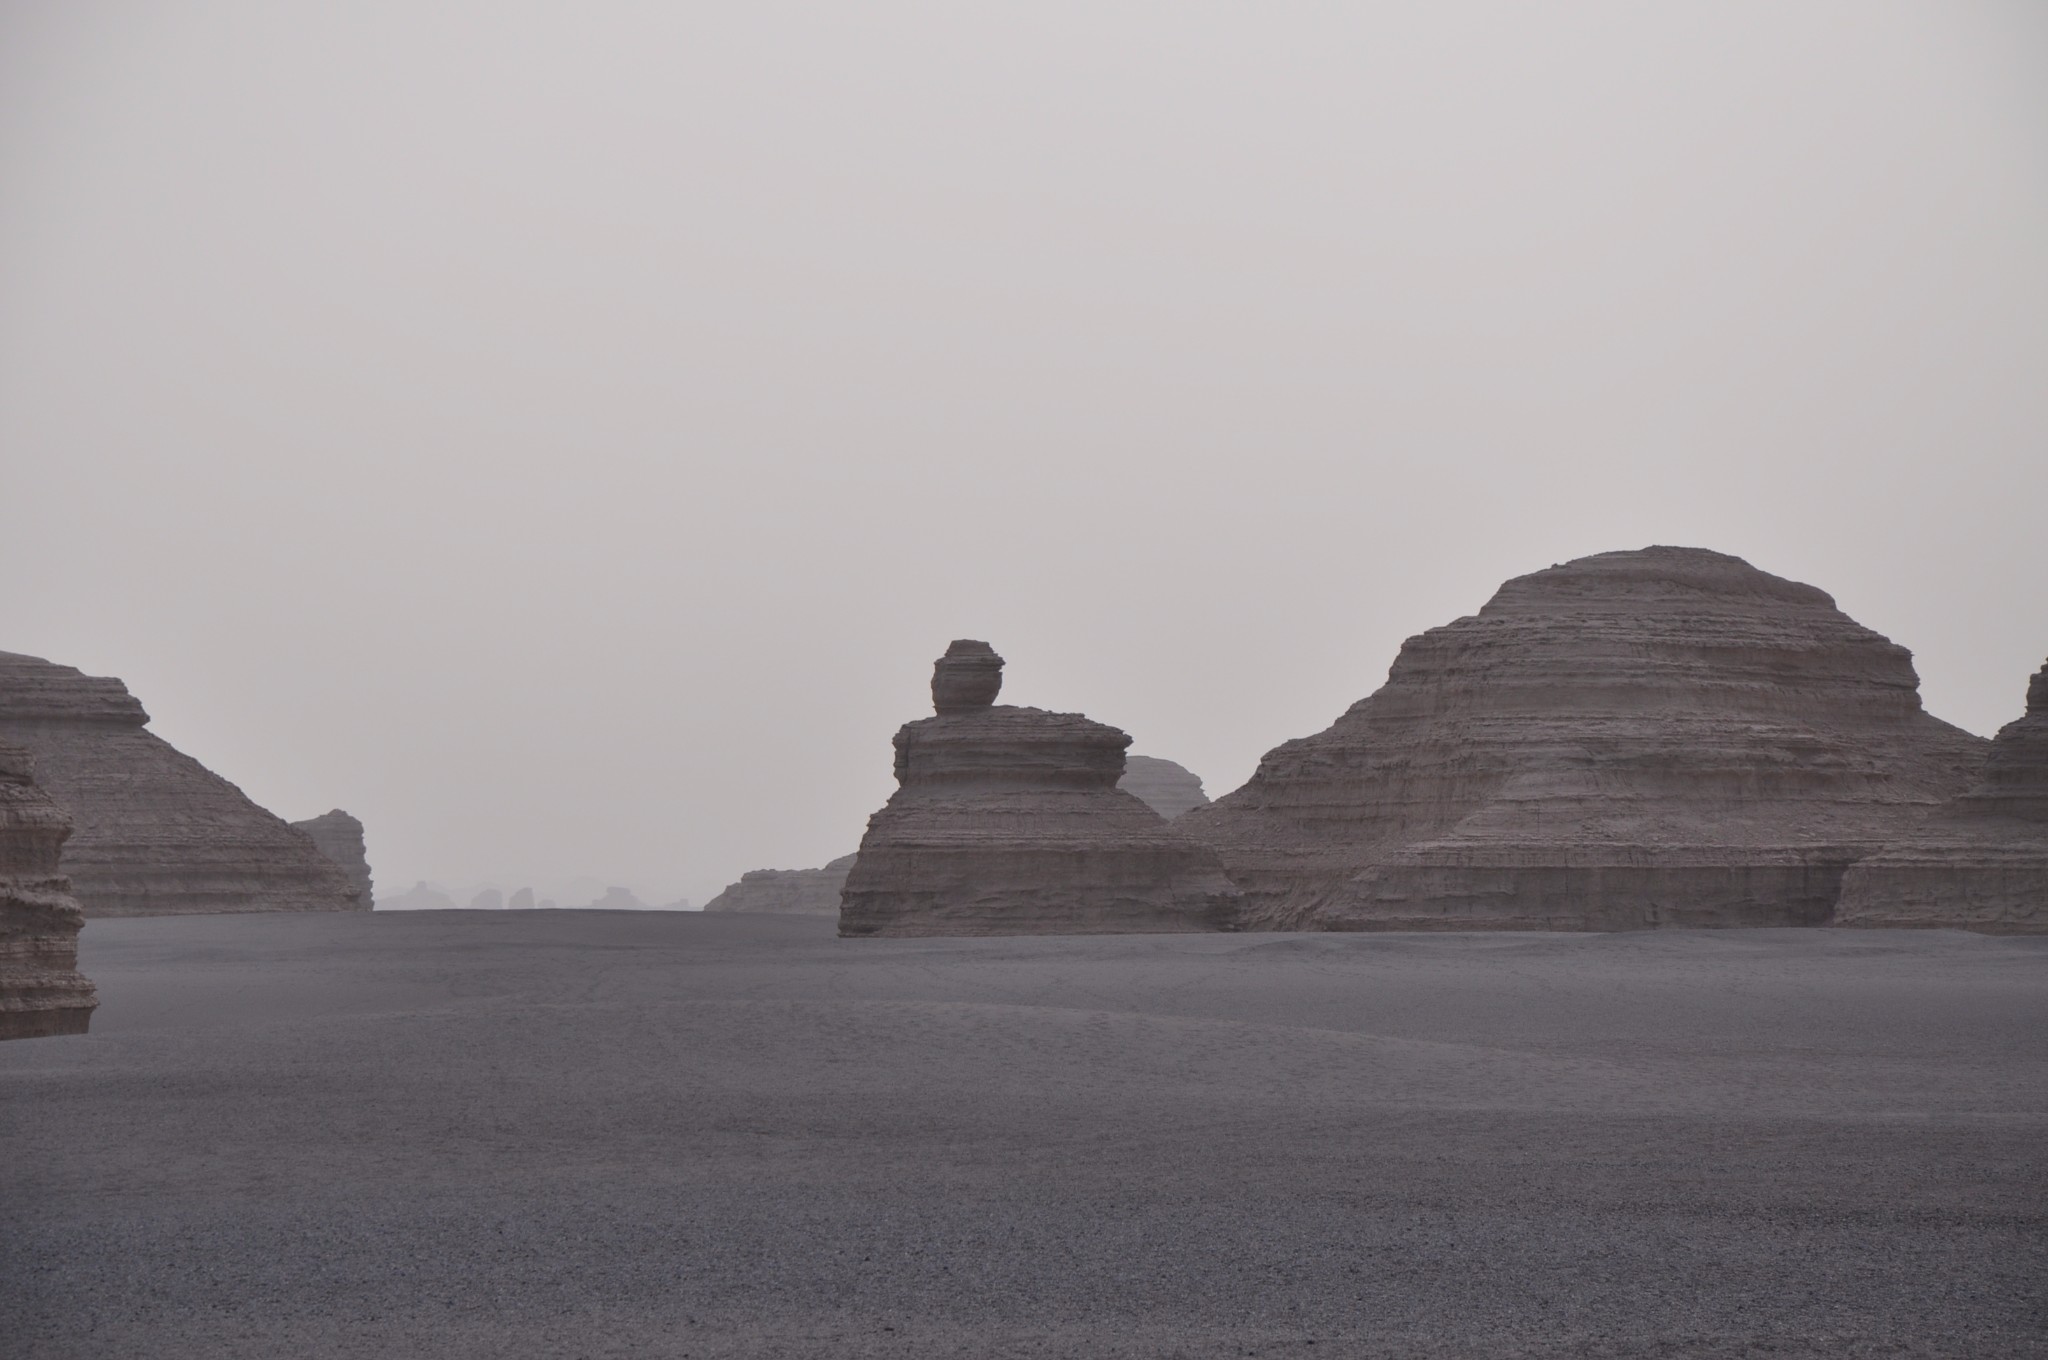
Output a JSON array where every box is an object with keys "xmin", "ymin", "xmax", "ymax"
[{"xmin": 3, "ymin": 912, "xmax": 2044, "ymax": 1358}]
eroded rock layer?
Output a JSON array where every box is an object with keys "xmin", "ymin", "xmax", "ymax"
[
  {"xmin": 704, "ymin": 854, "xmax": 856, "ymax": 915},
  {"xmin": 840, "ymin": 642, "xmax": 1239, "ymax": 936},
  {"xmin": 290, "ymin": 809, "xmax": 374, "ymax": 908},
  {"xmin": 1836, "ymin": 658, "xmax": 2048, "ymax": 931},
  {"xmin": 1118, "ymin": 755, "xmax": 1211, "ymax": 821},
  {"xmin": 0, "ymin": 744, "xmax": 96, "ymax": 1039},
  {"xmin": 0, "ymin": 652, "xmax": 366, "ymax": 917},
  {"xmin": 1176, "ymin": 548, "xmax": 1988, "ymax": 930}
]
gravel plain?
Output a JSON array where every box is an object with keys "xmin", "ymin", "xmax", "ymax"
[{"xmin": 3, "ymin": 910, "xmax": 2044, "ymax": 1358}]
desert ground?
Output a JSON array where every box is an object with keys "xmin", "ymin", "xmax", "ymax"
[{"xmin": 3, "ymin": 912, "xmax": 2044, "ymax": 1359}]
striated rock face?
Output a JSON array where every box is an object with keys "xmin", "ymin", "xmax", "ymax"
[
  {"xmin": 704, "ymin": 854, "xmax": 857, "ymax": 915},
  {"xmin": 840, "ymin": 641, "xmax": 1240, "ymax": 937},
  {"xmin": 0, "ymin": 744, "xmax": 97, "ymax": 1039},
  {"xmin": 290, "ymin": 810, "xmax": 373, "ymax": 908},
  {"xmin": 0, "ymin": 652, "xmax": 365, "ymax": 917},
  {"xmin": 1177, "ymin": 548, "xmax": 1989, "ymax": 931},
  {"xmin": 1118, "ymin": 755, "xmax": 1211, "ymax": 821},
  {"xmin": 1836, "ymin": 657, "xmax": 2048, "ymax": 931}
]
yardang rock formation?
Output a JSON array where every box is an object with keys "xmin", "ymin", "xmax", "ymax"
[
  {"xmin": 290, "ymin": 809, "xmax": 374, "ymax": 908},
  {"xmin": 1118, "ymin": 755, "xmax": 1210, "ymax": 820},
  {"xmin": 839, "ymin": 641, "xmax": 1240, "ymax": 936},
  {"xmin": 0, "ymin": 651, "xmax": 365, "ymax": 917},
  {"xmin": 704, "ymin": 854, "xmax": 857, "ymax": 915},
  {"xmin": 1176, "ymin": 548, "xmax": 1989, "ymax": 931},
  {"xmin": 1835, "ymin": 657, "xmax": 2048, "ymax": 931},
  {"xmin": 0, "ymin": 744, "xmax": 96, "ymax": 1039}
]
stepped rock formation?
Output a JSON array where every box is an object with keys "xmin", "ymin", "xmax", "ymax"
[
  {"xmin": 1836, "ymin": 658, "xmax": 2048, "ymax": 931},
  {"xmin": 704, "ymin": 854, "xmax": 857, "ymax": 915},
  {"xmin": 839, "ymin": 641, "xmax": 1240, "ymax": 937},
  {"xmin": 0, "ymin": 744, "xmax": 96, "ymax": 1039},
  {"xmin": 290, "ymin": 810, "xmax": 373, "ymax": 908},
  {"xmin": 1118, "ymin": 755, "xmax": 1211, "ymax": 820},
  {"xmin": 0, "ymin": 652, "xmax": 365, "ymax": 917},
  {"xmin": 1176, "ymin": 548, "xmax": 1988, "ymax": 931}
]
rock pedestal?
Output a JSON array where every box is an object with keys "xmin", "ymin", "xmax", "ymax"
[
  {"xmin": 0, "ymin": 744, "xmax": 96, "ymax": 1039},
  {"xmin": 1836, "ymin": 657, "xmax": 2048, "ymax": 931},
  {"xmin": 1176, "ymin": 548, "xmax": 1989, "ymax": 930},
  {"xmin": 0, "ymin": 652, "xmax": 364, "ymax": 917},
  {"xmin": 839, "ymin": 642, "xmax": 1240, "ymax": 937}
]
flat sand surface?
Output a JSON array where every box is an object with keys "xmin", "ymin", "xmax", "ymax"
[{"xmin": 3, "ymin": 913, "xmax": 2045, "ymax": 1359}]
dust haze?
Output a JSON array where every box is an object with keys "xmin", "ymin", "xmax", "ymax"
[{"xmin": 3, "ymin": 1, "xmax": 2044, "ymax": 905}]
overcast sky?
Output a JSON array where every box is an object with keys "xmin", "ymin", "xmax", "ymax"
[{"xmin": 4, "ymin": 2, "xmax": 2044, "ymax": 906}]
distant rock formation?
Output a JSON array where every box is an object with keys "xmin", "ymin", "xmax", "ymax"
[
  {"xmin": 290, "ymin": 810, "xmax": 373, "ymax": 907},
  {"xmin": 509, "ymin": 887, "xmax": 535, "ymax": 911},
  {"xmin": 469, "ymin": 888, "xmax": 504, "ymax": 911},
  {"xmin": 1836, "ymin": 657, "xmax": 2048, "ymax": 931},
  {"xmin": 0, "ymin": 651, "xmax": 364, "ymax": 917},
  {"xmin": 583, "ymin": 886, "xmax": 649, "ymax": 911},
  {"xmin": 380, "ymin": 881, "xmax": 456, "ymax": 911},
  {"xmin": 704, "ymin": 854, "xmax": 857, "ymax": 915},
  {"xmin": 840, "ymin": 641, "xmax": 1240, "ymax": 937},
  {"xmin": 1118, "ymin": 755, "xmax": 1210, "ymax": 821},
  {"xmin": 0, "ymin": 744, "xmax": 96, "ymax": 1039},
  {"xmin": 1176, "ymin": 548, "xmax": 1989, "ymax": 931}
]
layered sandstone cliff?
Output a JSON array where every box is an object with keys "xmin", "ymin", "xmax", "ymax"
[
  {"xmin": 0, "ymin": 651, "xmax": 365, "ymax": 917},
  {"xmin": 1118, "ymin": 755, "xmax": 1210, "ymax": 820},
  {"xmin": 1176, "ymin": 548, "xmax": 1988, "ymax": 931},
  {"xmin": 705, "ymin": 854, "xmax": 857, "ymax": 915},
  {"xmin": 0, "ymin": 744, "xmax": 97, "ymax": 1039},
  {"xmin": 839, "ymin": 641, "xmax": 1239, "ymax": 937},
  {"xmin": 290, "ymin": 809, "xmax": 373, "ymax": 908},
  {"xmin": 1835, "ymin": 658, "xmax": 2048, "ymax": 931}
]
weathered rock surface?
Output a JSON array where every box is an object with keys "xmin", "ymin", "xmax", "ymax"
[
  {"xmin": 704, "ymin": 854, "xmax": 857, "ymax": 915},
  {"xmin": 290, "ymin": 810, "xmax": 373, "ymax": 908},
  {"xmin": 1118, "ymin": 755, "xmax": 1211, "ymax": 821},
  {"xmin": 0, "ymin": 651, "xmax": 365, "ymax": 917},
  {"xmin": 0, "ymin": 743, "xmax": 96, "ymax": 1039},
  {"xmin": 840, "ymin": 642, "xmax": 1240, "ymax": 937},
  {"xmin": 1836, "ymin": 657, "xmax": 2048, "ymax": 931},
  {"xmin": 1176, "ymin": 548, "xmax": 1989, "ymax": 931}
]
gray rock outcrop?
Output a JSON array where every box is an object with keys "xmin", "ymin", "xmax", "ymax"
[
  {"xmin": 469, "ymin": 888, "xmax": 505, "ymax": 911},
  {"xmin": 509, "ymin": 887, "xmax": 535, "ymax": 911},
  {"xmin": 0, "ymin": 743, "xmax": 96, "ymax": 1039},
  {"xmin": 0, "ymin": 651, "xmax": 364, "ymax": 917},
  {"xmin": 290, "ymin": 809, "xmax": 373, "ymax": 908},
  {"xmin": 1118, "ymin": 755, "xmax": 1210, "ymax": 820},
  {"xmin": 1176, "ymin": 548, "xmax": 1989, "ymax": 931},
  {"xmin": 839, "ymin": 641, "xmax": 1240, "ymax": 937},
  {"xmin": 1835, "ymin": 657, "xmax": 2048, "ymax": 931},
  {"xmin": 704, "ymin": 854, "xmax": 857, "ymax": 915}
]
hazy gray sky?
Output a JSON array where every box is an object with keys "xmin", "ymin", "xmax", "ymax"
[{"xmin": 4, "ymin": 2, "xmax": 2044, "ymax": 905}]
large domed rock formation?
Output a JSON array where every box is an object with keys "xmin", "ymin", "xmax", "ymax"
[
  {"xmin": 705, "ymin": 854, "xmax": 857, "ymax": 915},
  {"xmin": 839, "ymin": 641, "xmax": 1240, "ymax": 936},
  {"xmin": 1835, "ymin": 657, "xmax": 2048, "ymax": 931},
  {"xmin": 1176, "ymin": 548, "xmax": 1988, "ymax": 931},
  {"xmin": 0, "ymin": 651, "xmax": 365, "ymax": 917},
  {"xmin": 290, "ymin": 809, "xmax": 373, "ymax": 908},
  {"xmin": 0, "ymin": 744, "xmax": 96, "ymax": 1039},
  {"xmin": 1117, "ymin": 755, "xmax": 1210, "ymax": 821}
]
